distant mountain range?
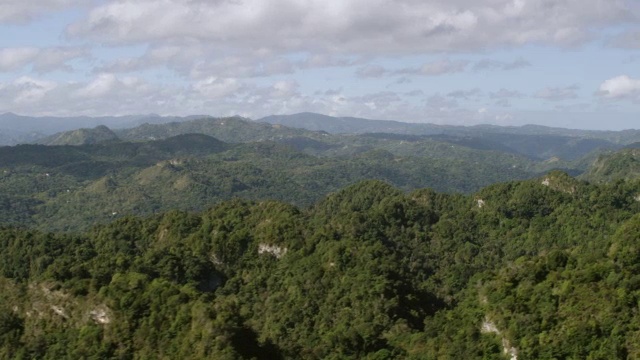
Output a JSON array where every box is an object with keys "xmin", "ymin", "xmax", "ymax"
[
  {"xmin": 2, "ymin": 111, "xmax": 638, "ymax": 147},
  {"xmin": 0, "ymin": 113, "xmax": 209, "ymax": 145},
  {"xmin": 27, "ymin": 113, "xmax": 640, "ymax": 163},
  {"xmin": 0, "ymin": 113, "xmax": 635, "ymax": 232},
  {"xmin": 258, "ymin": 112, "xmax": 640, "ymax": 140}
]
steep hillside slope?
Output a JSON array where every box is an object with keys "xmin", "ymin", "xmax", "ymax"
[
  {"xmin": 581, "ymin": 148, "xmax": 640, "ymax": 183},
  {"xmin": 37, "ymin": 125, "xmax": 120, "ymax": 146},
  {"xmin": 0, "ymin": 177, "xmax": 638, "ymax": 358},
  {"xmin": 0, "ymin": 135, "xmax": 536, "ymax": 232}
]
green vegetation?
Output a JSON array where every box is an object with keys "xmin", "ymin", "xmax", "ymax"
[
  {"xmin": 1, "ymin": 114, "xmax": 640, "ymax": 358},
  {"xmin": 0, "ymin": 131, "xmax": 544, "ymax": 232},
  {"xmin": 260, "ymin": 113, "xmax": 640, "ymax": 160},
  {"xmin": 581, "ymin": 148, "xmax": 640, "ymax": 183},
  {"xmin": 3, "ymin": 113, "xmax": 638, "ymax": 232},
  {"xmin": 37, "ymin": 125, "xmax": 119, "ymax": 146},
  {"xmin": 0, "ymin": 176, "xmax": 639, "ymax": 358}
]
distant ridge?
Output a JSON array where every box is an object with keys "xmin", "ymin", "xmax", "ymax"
[
  {"xmin": 258, "ymin": 112, "xmax": 430, "ymax": 134},
  {"xmin": 258, "ymin": 112, "xmax": 640, "ymax": 140},
  {"xmin": 23, "ymin": 112, "xmax": 640, "ymax": 162},
  {"xmin": 37, "ymin": 125, "xmax": 120, "ymax": 146},
  {"xmin": 581, "ymin": 148, "xmax": 640, "ymax": 183},
  {"xmin": 0, "ymin": 113, "xmax": 208, "ymax": 146}
]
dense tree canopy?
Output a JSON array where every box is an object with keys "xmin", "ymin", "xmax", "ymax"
[{"xmin": 0, "ymin": 175, "xmax": 639, "ymax": 359}]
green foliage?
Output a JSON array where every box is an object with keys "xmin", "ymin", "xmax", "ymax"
[
  {"xmin": 0, "ymin": 131, "xmax": 543, "ymax": 232},
  {"xmin": 0, "ymin": 176, "xmax": 638, "ymax": 358},
  {"xmin": 581, "ymin": 148, "xmax": 640, "ymax": 183},
  {"xmin": 38, "ymin": 125, "xmax": 119, "ymax": 146}
]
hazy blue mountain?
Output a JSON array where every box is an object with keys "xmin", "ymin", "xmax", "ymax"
[
  {"xmin": 258, "ymin": 112, "xmax": 445, "ymax": 134},
  {"xmin": 0, "ymin": 113, "xmax": 206, "ymax": 146},
  {"xmin": 258, "ymin": 112, "xmax": 632, "ymax": 160},
  {"xmin": 258, "ymin": 112, "xmax": 640, "ymax": 142},
  {"xmin": 12, "ymin": 111, "xmax": 639, "ymax": 165}
]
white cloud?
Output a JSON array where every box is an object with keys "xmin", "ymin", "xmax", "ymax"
[
  {"xmin": 0, "ymin": 74, "xmax": 182, "ymax": 116},
  {"xmin": 193, "ymin": 77, "xmax": 245, "ymax": 99},
  {"xmin": 98, "ymin": 41, "xmax": 209, "ymax": 75},
  {"xmin": 11, "ymin": 77, "xmax": 57, "ymax": 103},
  {"xmin": 356, "ymin": 65, "xmax": 387, "ymax": 78},
  {"xmin": 0, "ymin": 47, "xmax": 88, "ymax": 73},
  {"xmin": 421, "ymin": 59, "xmax": 469, "ymax": 76},
  {"xmin": 490, "ymin": 88, "xmax": 524, "ymax": 99},
  {"xmin": 191, "ymin": 55, "xmax": 297, "ymax": 79},
  {"xmin": 299, "ymin": 54, "xmax": 353, "ymax": 68},
  {"xmin": 489, "ymin": 88, "xmax": 524, "ymax": 108},
  {"xmin": 398, "ymin": 59, "xmax": 469, "ymax": 76},
  {"xmin": 608, "ymin": 30, "xmax": 640, "ymax": 49},
  {"xmin": 270, "ymin": 80, "xmax": 299, "ymax": 99},
  {"xmin": 447, "ymin": 88, "xmax": 482, "ymax": 100},
  {"xmin": 2, "ymin": 74, "xmax": 633, "ymax": 129},
  {"xmin": 535, "ymin": 85, "xmax": 579, "ymax": 101},
  {"xmin": 426, "ymin": 94, "xmax": 459, "ymax": 111},
  {"xmin": 0, "ymin": 74, "xmax": 318, "ymax": 117},
  {"xmin": 405, "ymin": 90, "xmax": 424, "ymax": 97},
  {"xmin": 0, "ymin": 0, "xmax": 87, "ymax": 23},
  {"xmin": 598, "ymin": 75, "xmax": 640, "ymax": 99},
  {"xmin": 67, "ymin": 0, "xmax": 636, "ymax": 53},
  {"xmin": 78, "ymin": 73, "xmax": 119, "ymax": 98},
  {"xmin": 99, "ymin": 42, "xmax": 354, "ymax": 80},
  {"xmin": 473, "ymin": 58, "xmax": 531, "ymax": 71},
  {"xmin": 33, "ymin": 47, "xmax": 90, "ymax": 73},
  {"xmin": 0, "ymin": 48, "xmax": 39, "ymax": 71}
]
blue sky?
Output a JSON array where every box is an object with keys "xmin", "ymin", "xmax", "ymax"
[{"xmin": 1, "ymin": 0, "xmax": 640, "ymax": 130}]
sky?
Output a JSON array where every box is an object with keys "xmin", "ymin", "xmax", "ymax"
[{"xmin": 1, "ymin": 0, "xmax": 640, "ymax": 130}]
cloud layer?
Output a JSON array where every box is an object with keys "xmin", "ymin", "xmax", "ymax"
[
  {"xmin": 67, "ymin": 0, "xmax": 634, "ymax": 53},
  {"xmin": 599, "ymin": 75, "xmax": 640, "ymax": 100},
  {"xmin": 0, "ymin": 47, "xmax": 88, "ymax": 73},
  {"xmin": 0, "ymin": 0, "xmax": 87, "ymax": 24},
  {"xmin": 0, "ymin": 0, "xmax": 638, "ymax": 129}
]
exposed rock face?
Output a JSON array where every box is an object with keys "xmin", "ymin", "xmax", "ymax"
[
  {"xmin": 481, "ymin": 317, "xmax": 518, "ymax": 360},
  {"xmin": 541, "ymin": 174, "xmax": 576, "ymax": 194},
  {"xmin": 89, "ymin": 307, "xmax": 111, "ymax": 324},
  {"xmin": 258, "ymin": 244, "xmax": 287, "ymax": 259},
  {"xmin": 51, "ymin": 305, "xmax": 68, "ymax": 319}
]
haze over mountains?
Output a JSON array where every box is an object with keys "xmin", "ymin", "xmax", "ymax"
[
  {"xmin": 259, "ymin": 112, "xmax": 640, "ymax": 137},
  {"xmin": 21, "ymin": 112, "xmax": 640, "ymax": 163},
  {"xmin": 0, "ymin": 113, "xmax": 211, "ymax": 145},
  {"xmin": 0, "ymin": 111, "xmax": 637, "ymax": 140},
  {"xmin": 1, "ymin": 111, "xmax": 638, "ymax": 148}
]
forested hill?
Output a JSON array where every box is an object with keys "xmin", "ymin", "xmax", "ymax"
[
  {"xmin": 4, "ymin": 116, "xmax": 640, "ymax": 232},
  {"xmin": 114, "ymin": 116, "xmax": 318, "ymax": 144},
  {"xmin": 35, "ymin": 125, "xmax": 119, "ymax": 146},
  {"xmin": 581, "ymin": 148, "xmax": 640, "ymax": 183},
  {"xmin": 30, "ymin": 115, "xmax": 640, "ymax": 163},
  {"xmin": 0, "ymin": 133, "xmax": 536, "ymax": 232},
  {"xmin": 0, "ymin": 175, "xmax": 639, "ymax": 359}
]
